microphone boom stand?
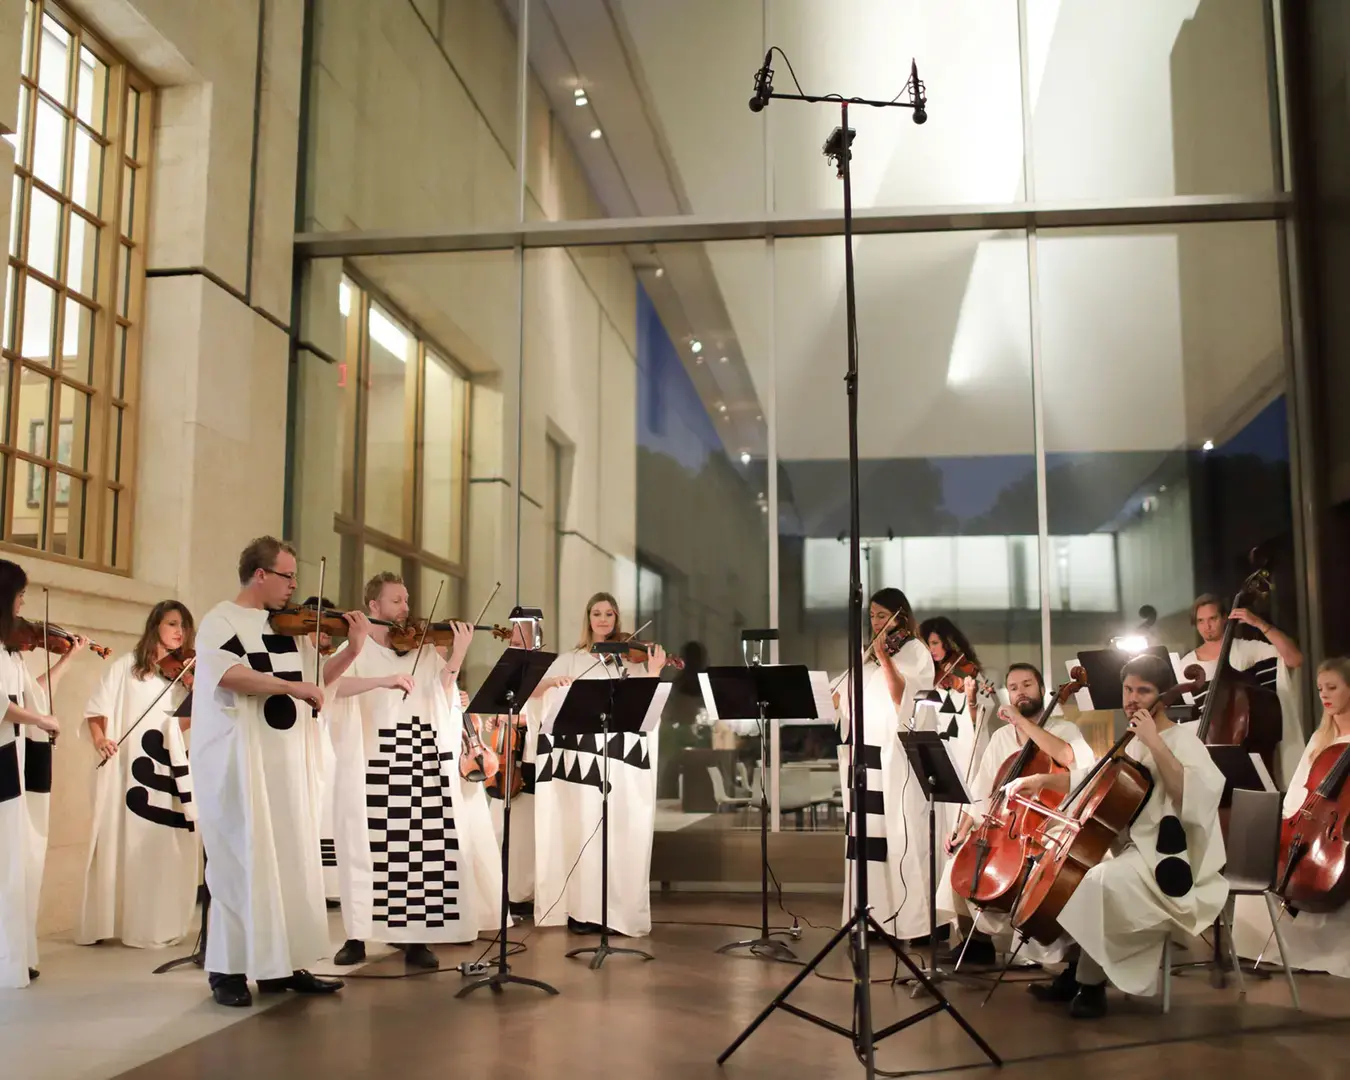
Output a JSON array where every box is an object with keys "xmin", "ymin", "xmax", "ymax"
[{"xmin": 719, "ymin": 57, "xmax": 1000, "ymax": 1079}]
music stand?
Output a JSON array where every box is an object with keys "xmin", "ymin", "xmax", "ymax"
[
  {"xmin": 155, "ymin": 692, "xmax": 204, "ymax": 974},
  {"xmin": 548, "ymin": 673, "xmax": 669, "ymax": 970},
  {"xmin": 699, "ymin": 663, "xmax": 820, "ymax": 962},
  {"xmin": 457, "ymin": 647, "xmax": 558, "ymax": 999},
  {"xmin": 896, "ymin": 730, "xmax": 986, "ymax": 995},
  {"xmin": 1073, "ymin": 647, "xmax": 1175, "ymax": 710}
]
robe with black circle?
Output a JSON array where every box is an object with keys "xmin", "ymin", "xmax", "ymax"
[
  {"xmin": 76, "ymin": 652, "xmax": 197, "ymax": 948},
  {"xmin": 1057, "ymin": 723, "xmax": 1227, "ymax": 995},
  {"xmin": 0, "ymin": 649, "xmax": 48, "ymax": 988},
  {"xmin": 190, "ymin": 601, "xmax": 329, "ymax": 981}
]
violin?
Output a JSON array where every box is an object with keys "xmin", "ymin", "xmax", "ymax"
[
  {"xmin": 599, "ymin": 633, "xmax": 685, "ymax": 669},
  {"xmin": 267, "ymin": 606, "xmax": 356, "ymax": 641},
  {"xmin": 1193, "ymin": 557, "xmax": 1284, "ymax": 784},
  {"xmin": 387, "ymin": 619, "xmax": 512, "ymax": 656},
  {"xmin": 473, "ymin": 713, "xmax": 528, "ymax": 800},
  {"xmin": 459, "ymin": 711, "xmax": 500, "ymax": 786},
  {"xmin": 1011, "ymin": 670, "xmax": 1206, "ymax": 946},
  {"xmin": 949, "ymin": 667, "xmax": 1088, "ymax": 913},
  {"xmin": 155, "ymin": 648, "xmax": 195, "ymax": 691},
  {"xmin": 936, "ymin": 651, "xmax": 980, "ymax": 692},
  {"xmin": 6, "ymin": 617, "xmax": 111, "ymax": 659},
  {"xmin": 1276, "ymin": 740, "xmax": 1350, "ymax": 915}
]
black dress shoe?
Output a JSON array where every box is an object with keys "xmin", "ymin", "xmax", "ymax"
[
  {"xmin": 939, "ymin": 935, "xmax": 997, "ymax": 967},
  {"xmin": 1027, "ymin": 961, "xmax": 1079, "ymax": 1004},
  {"xmin": 258, "ymin": 969, "xmax": 344, "ymax": 994},
  {"xmin": 333, "ymin": 939, "xmax": 366, "ymax": 966},
  {"xmin": 404, "ymin": 944, "xmax": 439, "ymax": 970},
  {"xmin": 567, "ymin": 917, "xmax": 597, "ymax": 934},
  {"xmin": 210, "ymin": 974, "xmax": 252, "ymax": 1007},
  {"xmin": 508, "ymin": 900, "xmax": 534, "ymax": 919},
  {"xmin": 1068, "ymin": 981, "xmax": 1108, "ymax": 1019},
  {"xmin": 27, "ymin": 967, "xmax": 38, "ymax": 981}
]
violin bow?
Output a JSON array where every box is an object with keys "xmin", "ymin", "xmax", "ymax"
[
  {"xmin": 97, "ymin": 657, "xmax": 196, "ymax": 769},
  {"xmin": 311, "ymin": 556, "xmax": 326, "ymax": 717},
  {"xmin": 402, "ymin": 578, "xmax": 445, "ymax": 700},
  {"xmin": 42, "ymin": 588, "xmax": 54, "ymax": 748},
  {"xmin": 829, "ymin": 609, "xmax": 901, "ymax": 694}
]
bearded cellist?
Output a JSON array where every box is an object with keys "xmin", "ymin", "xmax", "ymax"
[{"xmin": 1006, "ymin": 654, "xmax": 1228, "ymax": 1019}]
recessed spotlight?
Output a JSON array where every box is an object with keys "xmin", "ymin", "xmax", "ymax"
[
  {"xmin": 654, "ymin": 267, "xmax": 664, "ymax": 278},
  {"xmin": 690, "ymin": 340, "xmax": 702, "ymax": 354},
  {"xmin": 756, "ymin": 414, "xmax": 763, "ymax": 421},
  {"xmin": 589, "ymin": 128, "xmax": 602, "ymax": 140},
  {"xmin": 717, "ymin": 403, "xmax": 727, "ymax": 413},
  {"xmin": 1202, "ymin": 439, "xmax": 1214, "ymax": 452},
  {"xmin": 575, "ymin": 95, "xmax": 589, "ymax": 107},
  {"xmin": 719, "ymin": 356, "xmax": 729, "ymax": 364},
  {"xmin": 740, "ymin": 451, "xmax": 751, "ymax": 465},
  {"xmin": 695, "ymin": 357, "xmax": 704, "ymax": 365}
]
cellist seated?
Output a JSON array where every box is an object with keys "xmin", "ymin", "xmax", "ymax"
[{"xmin": 1007, "ymin": 655, "xmax": 1229, "ymax": 1019}]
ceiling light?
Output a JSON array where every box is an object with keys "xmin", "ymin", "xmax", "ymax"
[
  {"xmin": 690, "ymin": 340, "xmax": 702, "ymax": 354},
  {"xmin": 717, "ymin": 403, "xmax": 727, "ymax": 413},
  {"xmin": 695, "ymin": 357, "xmax": 704, "ymax": 365},
  {"xmin": 756, "ymin": 413, "xmax": 763, "ymax": 421},
  {"xmin": 654, "ymin": 267, "xmax": 664, "ymax": 278},
  {"xmin": 575, "ymin": 95, "xmax": 589, "ymax": 107},
  {"xmin": 719, "ymin": 356, "xmax": 729, "ymax": 364},
  {"xmin": 573, "ymin": 88, "xmax": 588, "ymax": 106},
  {"xmin": 1202, "ymin": 439, "xmax": 1214, "ymax": 452},
  {"xmin": 739, "ymin": 451, "xmax": 751, "ymax": 465},
  {"xmin": 589, "ymin": 128, "xmax": 602, "ymax": 140},
  {"xmin": 1112, "ymin": 635, "xmax": 1149, "ymax": 656}
]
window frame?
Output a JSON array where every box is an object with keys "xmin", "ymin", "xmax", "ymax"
[
  {"xmin": 1, "ymin": 0, "xmax": 151, "ymax": 571},
  {"xmin": 332, "ymin": 268, "xmax": 473, "ymax": 614}
]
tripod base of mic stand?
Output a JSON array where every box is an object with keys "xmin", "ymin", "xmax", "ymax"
[
  {"xmin": 566, "ymin": 935, "xmax": 654, "ymax": 971},
  {"xmin": 152, "ymin": 950, "xmax": 203, "ymax": 974},
  {"xmin": 457, "ymin": 965, "xmax": 559, "ymax": 998},
  {"xmin": 718, "ymin": 910, "xmax": 1001, "ymax": 1072},
  {"xmin": 716, "ymin": 935, "xmax": 798, "ymax": 962}
]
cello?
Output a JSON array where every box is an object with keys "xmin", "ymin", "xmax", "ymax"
[
  {"xmin": 1011, "ymin": 670, "xmax": 1206, "ymax": 946},
  {"xmin": 1275, "ymin": 741, "xmax": 1350, "ymax": 914},
  {"xmin": 1192, "ymin": 562, "xmax": 1284, "ymax": 783},
  {"xmin": 948, "ymin": 666, "xmax": 1088, "ymax": 912}
]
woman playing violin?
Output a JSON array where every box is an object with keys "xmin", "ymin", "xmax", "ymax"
[
  {"xmin": 833, "ymin": 588, "xmax": 935, "ymax": 944},
  {"xmin": 76, "ymin": 601, "xmax": 199, "ymax": 950},
  {"xmin": 1008, "ymin": 654, "xmax": 1227, "ymax": 1019},
  {"xmin": 534, "ymin": 592, "xmax": 664, "ymax": 938}
]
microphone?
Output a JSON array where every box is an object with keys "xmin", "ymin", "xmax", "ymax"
[
  {"xmin": 909, "ymin": 59, "xmax": 927, "ymax": 125},
  {"xmin": 749, "ymin": 50, "xmax": 774, "ymax": 112}
]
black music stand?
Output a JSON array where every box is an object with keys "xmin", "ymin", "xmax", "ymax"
[
  {"xmin": 155, "ymin": 692, "xmax": 203, "ymax": 974},
  {"xmin": 701, "ymin": 663, "xmax": 819, "ymax": 963},
  {"xmin": 1074, "ymin": 647, "xmax": 1176, "ymax": 710},
  {"xmin": 897, "ymin": 729, "xmax": 986, "ymax": 995},
  {"xmin": 551, "ymin": 672, "xmax": 668, "ymax": 970},
  {"xmin": 457, "ymin": 647, "xmax": 558, "ymax": 999}
]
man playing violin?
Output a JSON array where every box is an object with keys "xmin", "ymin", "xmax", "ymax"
[
  {"xmin": 1009, "ymin": 655, "xmax": 1228, "ymax": 1018},
  {"xmin": 327, "ymin": 572, "xmax": 499, "ymax": 971},
  {"xmin": 191, "ymin": 537, "xmax": 336, "ymax": 1008},
  {"xmin": 937, "ymin": 663, "xmax": 1093, "ymax": 967}
]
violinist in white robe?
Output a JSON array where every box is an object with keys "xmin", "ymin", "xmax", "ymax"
[
  {"xmin": 77, "ymin": 600, "xmax": 198, "ymax": 949},
  {"xmin": 833, "ymin": 588, "xmax": 934, "ymax": 942},
  {"xmin": 1011, "ymin": 655, "xmax": 1228, "ymax": 1019},
  {"xmin": 1233, "ymin": 657, "xmax": 1350, "ymax": 977}
]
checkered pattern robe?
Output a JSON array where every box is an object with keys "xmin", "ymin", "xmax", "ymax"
[{"xmin": 0, "ymin": 649, "xmax": 48, "ymax": 988}]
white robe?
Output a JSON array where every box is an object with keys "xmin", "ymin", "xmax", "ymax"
[
  {"xmin": 534, "ymin": 649, "xmax": 658, "ymax": 937},
  {"xmin": 935, "ymin": 716, "xmax": 1095, "ymax": 964},
  {"xmin": 1181, "ymin": 640, "xmax": 1305, "ymax": 786},
  {"xmin": 0, "ymin": 650, "xmax": 48, "ymax": 988},
  {"xmin": 837, "ymin": 639, "xmax": 935, "ymax": 939},
  {"xmin": 328, "ymin": 640, "xmax": 496, "ymax": 943},
  {"xmin": 192, "ymin": 602, "xmax": 329, "ymax": 980},
  {"xmin": 1058, "ymin": 723, "xmax": 1228, "ymax": 995},
  {"xmin": 1232, "ymin": 732, "xmax": 1350, "ymax": 977},
  {"xmin": 76, "ymin": 654, "xmax": 198, "ymax": 948}
]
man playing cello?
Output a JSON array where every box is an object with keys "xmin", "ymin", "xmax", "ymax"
[{"xmin": 1007, "ymin": 655, "xmax": 1228, "ymax": 1018}]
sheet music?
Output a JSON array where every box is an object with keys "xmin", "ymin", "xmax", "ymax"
[
  {"xmin": 808, "ymin": 670, "xmax": 835, "ymax": 725},
  {"xmin": 641, "ymin": 684, "xmax": 672, "ymax": 732},
  {"xmin": 1168, "ymin": 651, "xmax": 1195, "ymax": 705},
  {"xmin": 1068, "ymin": 659, "xmax": 1095, "ymax": 712},
  {"xmin": 1250, "ymin": 753, "xmax": 1277, "ymax": 793},
  {"xmin": 697, "ymin": 673, "xmax": 718, "ymax": 722}
]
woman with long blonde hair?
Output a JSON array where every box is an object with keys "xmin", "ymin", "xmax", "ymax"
[
  {"xmin": 1234, "ymin": 657, "xmax": 1350, "ymax": 977},
  {"xmin": 533, "ymin": 591, "xmax": 666, "ymax": 938}
]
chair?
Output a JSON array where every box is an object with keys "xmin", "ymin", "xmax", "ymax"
[
  {"xmin": 707, "ymin": 766, "xmax": 752, "ymax": 813},
  {"xmin": 1222, "ymin": 786, "xmax": 1301, "ymax": 1009}
]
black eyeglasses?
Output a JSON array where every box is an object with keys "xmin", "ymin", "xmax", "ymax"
[{"xmin": 264, "ymin": 568, "xmax": 297, "ymax": 582}]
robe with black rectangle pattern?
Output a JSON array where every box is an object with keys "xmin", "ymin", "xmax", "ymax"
[
  {"xmin": 1180, "ymin": 638, "xmax": 1305, "ymax": 785},
  {"xmin": 76, "ymin": 652, "xmax": 198, "ymax": 949},
  {"xmin": 1056, "ymin": 722, "xmax": 1228, "ymax": 996},
  {"xmin": 836, "ymin": 637, "xmax": 935, "ymax": 939},
  {"xmin": 533, "ymin": 649, "xmax": 659, "ymax": 938},
  {"xmin": 0, "ymin": 649, "xmax": 48, "ymax": 988},
  {"xmin": 190, "ymin": 602, "xmax": 329, "ymax": 981},
  {"xmin": 328, "ymin": 639, "xmax": 497, "ymax": 943}
]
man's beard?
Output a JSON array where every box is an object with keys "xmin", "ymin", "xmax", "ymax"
[{"xmin": 1014, "ymin": 697, "xmax": 1041, "ymax": 718}]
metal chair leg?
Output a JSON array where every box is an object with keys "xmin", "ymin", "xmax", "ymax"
[
  {"xmin": 1220, "ymin": 903, "xmax": 1246, "ymax": 996},
  {"xmin": 1265, "ymin": 891, "xmax": 1301, "ymax": 1011}
]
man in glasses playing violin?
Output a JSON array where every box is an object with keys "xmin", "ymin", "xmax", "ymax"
[
  {"xmin": 326, "ymin": 572, "xmax": 499, "ymax": 972},
  {"xmin": 1007, "ymin": 655, "xmax": 1228, "ymax": 1018}
]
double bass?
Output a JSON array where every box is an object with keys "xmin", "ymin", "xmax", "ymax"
[
  {"xmin": 1276, "ymin": 740, "xmax": 1350, "ymax": 914},
  {"xmin": 1011, "ymin": 671, "xmax": 1206, "ymax": 946},
  {"xmin": 1192, "ymin": 562, "xmax": 1283, "ymax": 782},
  {"xmin": 948, "ymin": 667, "xmax": 1088, "ymax": 912}
]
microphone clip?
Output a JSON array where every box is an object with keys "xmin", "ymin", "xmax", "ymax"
[{"xmin": 748, "ymin": 55, "xmax": 774, "ymax": 113}]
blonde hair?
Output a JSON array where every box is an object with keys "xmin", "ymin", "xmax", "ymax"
[
  {"xmin": 577, "ymin": 592, "xmax": 622, "ymax": 649},
  {"xmin": 1307, "ymin": 657, "xmax": 1350, "ymax": 761}
]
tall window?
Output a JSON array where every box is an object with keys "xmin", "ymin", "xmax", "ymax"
[
  {"xmin": 332, "ymin": 274, "xmax": 471, "ymax": 612},
  {"xmin": 3, "ymin": 1, "xmax": 149, "ymax": 567}
]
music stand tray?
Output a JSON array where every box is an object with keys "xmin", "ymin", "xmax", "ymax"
[
  {"xmin": 545, "ymin": 675, "xmax": 669, "ymax": 970},
  {"xmin": 456, "ymin": 647, "xmax": 558, "ymax": 999},
  {"xmin": 699, "ymin": 664, "xmax": 821, "ymax": 963}
]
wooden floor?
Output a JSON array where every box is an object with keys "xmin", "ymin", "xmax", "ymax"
[{"xmin": 107, "ymin": 894, "xmax": 1350, "ymax": 1080}]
